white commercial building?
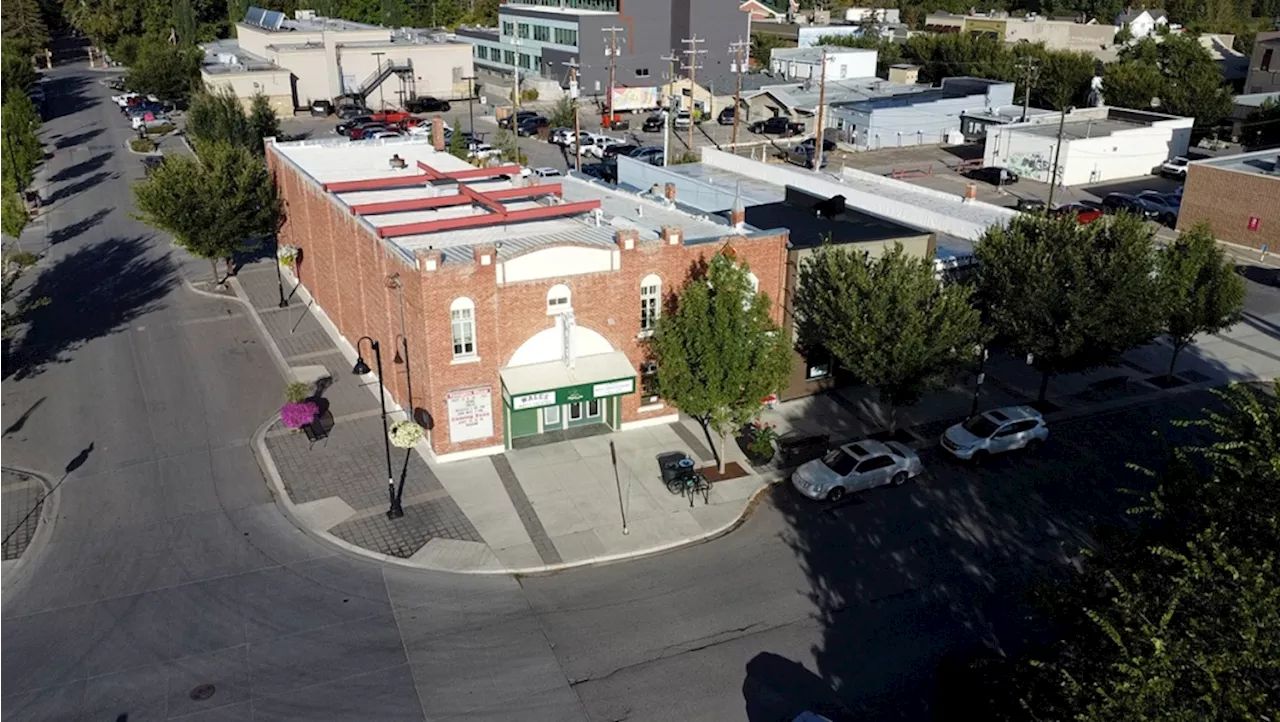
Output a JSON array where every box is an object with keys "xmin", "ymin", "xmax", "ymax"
[
  {"xmin": 984, "ymin": 106, "xmax": 1193, "ymax": 186},
  {"xmin": 769, "ymin": 46, "xmax": 877, "ymax": 81},
  {"xmin": 201, "ymin": 7, "xmax": 474, "ymax": 113}
]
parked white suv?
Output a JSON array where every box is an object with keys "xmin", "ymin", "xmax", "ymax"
[
  {"xmin": 940, "ymin": 406, "xmax": 1048, "ymax": 462},
  {"xmin": 1160, "ymin": 156, "xmax": 1189, "ymax": 178}
]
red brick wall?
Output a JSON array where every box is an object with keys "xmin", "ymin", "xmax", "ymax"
[
  {"xmin": 1177, "ymin": 164, "xmax": 1280, "ymax": 250},
  {"xmin": 270, "ymin": 146, "xmax": 790, "ymax": 458}
]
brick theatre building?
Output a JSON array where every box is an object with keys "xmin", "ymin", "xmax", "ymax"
[
  {"xmin": 267, "ymin": 136, "xmax": 788, "ymax": 461},
  {"xmin": 1177, "ymin": 149, "xmax": 1279, "ymax": 251}
]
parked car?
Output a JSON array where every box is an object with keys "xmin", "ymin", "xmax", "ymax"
[
  {"xmin": 532, "ymin": 167, "xmax": 563, "ymax": 178},
  {"xmin": 716, "ymin": 107, "xmax": 736, "ymax": 125},
  {"xmin": 499, "ymin": 110, "xmax": 539, "ymax": 129},
  {"xmin": 940, "ymin": 406, "xmax": 1048, "ymax": 462},
  {"xmin": 466, "ymin": 143, "xmax": 503, "ymax": 161},
  {"xmin": 348, "ymin": 124, "xmax": 389, "ymax": 140},
  {"xmin": 336, "ymin": 116, "xmax": 374, "ymax": 135},
  {"xmin": 602, "ymin": 143, "xmax": 640, "ymax": 160},
  {"xmin": 310, "ymin": 99, "xmax": 333, "ymax": 117},
  {"xmin": 967, "ymin": 166, "xmax": 1018, "ymax": 186},
  {"xmin": 749, "ymin": 116, "xmax": 804, "ymax": 136},
  {"xmin": 799, "ymin": 136, "xmax": 836, "ymax": 152},
  {"xmin": 1101, "ymin": 192, "xmax": 1154, "ymax": 218},
  {"xmin": 1015, "ymin": 197, "xmax": 1045, "ymax": 212},
  {"xmin": 1053, "ymin": 202, "xmax": 1104, "ymax": 225},
  {"xmin": 336, "ymin": 103, "xmax": 369, "ymax": 120},
  {"xmin": 1160, "ymin": 156, "xmax": 1189, "ymax": 178},
  {"xmin": 791, "ymin": 439, "xmax": 923, "ymax": 502},
  {"xmin": 549, "ymin": 127, "xmax": 575, "ymax": 145},
  {"xmin": 641, "ymin": 113, "xmax": 665, "ymax": 132},
  {"xmin": 674, "ymin": 110, "xmax": 692, "ymax": 129},
  {"xmin": 140, "ymin": 154, "xmax": 165, "ymax": 175},
  {"xmin": 363, "ymin": 129, "xmax": 404, "ymax": 140},
  {"xmin": 1135, "ymin": 191, "xmax": 1180, "ymax": 225},
  {"xmin": 786, "ymin": 143, "xmax": 827, "ymax": 170},
  {"xmin": 112, "ymin": 92, "xmax": 140, "ymax": 107},
  {"xmin": 629, "ymin": 146, "xmax": 665, "ymax": 165},
  {"xmin": 517, "ymin": 116, "xmax": 550, "ymax": 136},
  {"xmin": 580, "ymin": 162, "xmax": 618, "ymax": 184},
  {"xmin": 404, "ymin": 96, "xmax": 450, "ymax": 113},
  {"xmin": 130, "ymin": 113, "xmax": 169, "ymax": 130}
]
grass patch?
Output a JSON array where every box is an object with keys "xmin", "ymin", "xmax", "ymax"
[{"xmin": 129, "ymin": 137, "xmax": 156, "ymax": 152}]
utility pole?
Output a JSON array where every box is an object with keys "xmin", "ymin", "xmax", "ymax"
[
  {"xmin": 512, "ymin": 35, "xmax": 522, "ymax": 164},
  {"xmin": 461, "ymin": 75, "xmax": 477, "ymax": 137},
  {"xmin": 813, "ymin": 48, "xmax": 829, "ymax": 171},
  {"xmin": 730, "ymin": 36, "xmax": 749, "ymax": 146},
  {"xmin": 603, "ymin": 26, "xmax": 624, "ymax": 131},
  {"xmin": 563, "ymin": 57, "xmax": 582, "ymax": 171},
  {"xmin": 661, "ymin": 50, "xmax": 677, "ymax": 167},
  {"xmin": 1046, "ymin": 106, "xmax": 1072, "ymax": 209},
  {"xmin": 1016, "ymin": 55, "xmax": 1039, "ymax": 122},
  {"xmin": 681, "ymin": 35, "xmax": 705, "ymax": 152}
]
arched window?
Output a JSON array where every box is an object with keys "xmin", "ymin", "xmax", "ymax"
[
  {"xmin": 450, "ymin": 297, "xmax": 476, "ymax": 358},
  {"xmin": 546, "ymin": 284, "xmax": 571, "ymax": 315},
  {"xmin": 746, "ymin": 272, "xmax": 760, "ymax": 295},
  {"xmin": 639, "ymin": 274, "xmax": 661, "ymax": 332}
]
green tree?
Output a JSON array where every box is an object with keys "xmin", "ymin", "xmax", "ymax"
[
  {"xmin": 1, "ymin": 0, "xmax": 51, "ymax": 59},
  {"xmin": 125, "ymin": 37, "xmax": 202, "ymax": 103},
  {"xmin": 1155, "ymin": 224, "xmax": 1246, "ymax": 382},
  {"xmin": 1, "ymin": 186, "xmax": 31, "ymax": 239},
  {"xmin": 172, "ymin": 0, "xmax": 197, "ymax": 44},
  {"xmin": 446, "ymin": 119, "xmax": 468, "ymax": 161},
  {"xmin": 133, "ymin": 140, "xmax": 281, "ymax": 282},
  {"xmin": 975, "ymin": 214, "xmax": 1161, "ymax": 401},
  {"xmin": 1102, "ymin": 59, "xmax": 1163, "ymax": 111},
  {"xmin": 750, "ymin": 31, "xmax": 793, "ymax": 67},
  {"xmin": 1114, "ymin": 23, "xmax": 1134, "ymax": 44},
  {"xmin": 248, "ymin": 92, "xmax": 281, "ymax": 154},
  {"xmin": 1108, "ymin": 35, "xmax": 1233, "ymax": 128},
  {"xmin": 1240, "ymin": 97, "xmax": 1280, "ymax": 150},
  {"xmin": 816, "ymin": 34, "xmax": 903, "ymax": 76},
  {"xmin": 653, "ymin": 252, "xmax": 792, "ymax": 472},
  {"xmin": 1027, "ymin": 47, "xmax": 1096, "ymax": 110},
  {"xmin": 795, "ymin": 242, "xmax": 984, "ymax": 429},
  {"xmin": 548, "ymin": 94, "xmax": 576, "ymax": 129},
  {"xmin": 187, "ymin": 86, "xmax": 253, "ymax": 149},
  {"xmin": 2, "ymin": 48, "xmax": 37, "ymax": 101},
  {"xmin": 2, "ymin": 93, "xmax": 43, "ymax": 192}
]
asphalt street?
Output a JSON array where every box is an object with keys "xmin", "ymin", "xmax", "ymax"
[{"xmin": 1, "ymin": 64, "xmax": 1268, "ymax": 722}]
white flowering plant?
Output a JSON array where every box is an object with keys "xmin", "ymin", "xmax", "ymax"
[{"xmin": 388, "ymin": 420, "xmax": 424, "ymax": 449}]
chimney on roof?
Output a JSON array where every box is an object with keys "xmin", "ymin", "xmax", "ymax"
[
  {"xmin": 432, "ymin": 115, "xmax": 445, "ymax": 152},
  {"xmin": 473, "ymin": 245, "xmax": 494, "ymax": 266},
  {"xmin": 730, "ymin": 198, "xmax": 746, "ymax": 232},
  {"xmin": 661, "ymin": 226, "xmax": 683, "ymax": 246},
  {"xmin": 416, "ymin": 248, "xmax": 443, "ymax": 271},
  {"xmin": 615, "ymin": 229, "xmax": 639, "ymax": 250}
]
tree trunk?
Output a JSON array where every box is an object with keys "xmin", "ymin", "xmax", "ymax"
[
  {"xmin": 717, "ymin": 431, "xmax": 728, "ymax": 474},
  {"xmin": 1037, "ymin": 370, "xmax": 1052, "ymax": 403},
  {"xmin": 209, "ymin": 257, "xmax": 220, "ymax": 284},
  {"xmin": 1167, "ymin": 342, "xmax": 1183, "ymax": 382}
]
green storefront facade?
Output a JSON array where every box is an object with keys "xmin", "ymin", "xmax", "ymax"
[{"xmin": 499, "ymin": 352, "xmax": 638, "ymax": 448}]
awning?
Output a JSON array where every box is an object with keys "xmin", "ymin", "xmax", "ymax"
[{"xmin": 501, "ymin": 352, "xmax": 637, "ymax": 410}]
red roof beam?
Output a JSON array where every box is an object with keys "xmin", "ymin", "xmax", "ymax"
[
  {"xmin": 349, "ymin": 194, "xmax": 471, "ymax": 215},
  {"xmin": 416, "ymin": 161, "xmax": 523, "ymax": 181},
  {"xmin": 323, "ymin": 173, "xmax": 432, "ymax": 193},
  {"xmin": 457, "ymin": 183, "xmax": 508, "ymax": 214},
  {"xmin": 377, "ymin": 198, "xmax": 602, "ymax": 238}
]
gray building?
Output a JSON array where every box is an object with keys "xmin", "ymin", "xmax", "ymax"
[
  {"xmin": 456, "ymin": 0, "xmax": 748, "ymax": 103},
  {"xmin": 831, "ymin": 77, "xmax": 1016, "ymax": 150}
]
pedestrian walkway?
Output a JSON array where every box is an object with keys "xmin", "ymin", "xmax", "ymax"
[
  {"xmin": 233, "ymin": 260, "xmax": 769, "ymax": 573},
  {"xmin": 2, "ymin": 469, "xmax": 47, "ymax": 568}
]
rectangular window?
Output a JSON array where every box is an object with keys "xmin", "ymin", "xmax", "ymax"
[
  {"xmin": 518, "ymin": 23, "xmax": 530, "ymax": 39},
  {"xmin": 533, "ymin": 25, "xmax": 550, "ymax": 42},
  {"xmin": 587, "ymin": 399, "xmax": 600, "ymax": 418},
  {"xmin": 451, "ymin": 308, "xmax": 475, "ymax": 357},
  {"xmin": 641, "ymin": 361, "xmax": 659, "ymax": 404},
  {"xmin": 635, "ymin": 68, "xmax": 650, "ymax": 78},
  {"xmin": 542, "ymin": 405, "xmax": 560, "ymax": 427},
  {"xmin": 554, "ymin": 27, "xmax": 578, "ymax": 46},
  {"xmin": 502, "ymin": 21, "xmax": 514, "ymax": 36},
  {"xmin": 519, "ymin": 53, "xmax": 532, "ymax": 69},
  {"xmin": 503, "ymin": 50, "xmax": 515, "ymax": 65},
  {"xmin": 640, "ymin": 282, "xmax": 659, "ymax": 331},
  {"xmin": 1263, "ymin": 48, "xmax": 1274, "ymax": 72},
  {"xmin": 806, "ymin": 359, "xmax": 831, "ymax": 380},
  {"xmin": 476, "ymin": 46, "xmax": 487, "ymax": 60}
]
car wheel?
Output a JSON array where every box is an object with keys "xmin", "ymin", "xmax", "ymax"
[
  {"xmin": 891, "ymin": 471, "xmax": 908, "ymax": 487},
  {"xmin": 1025, "ymin": 439, "xmax": 1043, "ymax": 453},
  {"xmin": 826, "ymin": 487, "xmax": 846, "ymax": 503}
]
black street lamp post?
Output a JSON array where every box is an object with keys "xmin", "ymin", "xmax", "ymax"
[
  {"xmin": 353, "ymin": 337, "xmax": 402, "ymax": 518},
  {"xmin": 273, "ymin": 239, "xmax": 288, "ymax": 308}
]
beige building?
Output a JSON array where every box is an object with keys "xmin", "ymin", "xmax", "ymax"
[
  {"xmin": 201, "ymin": 9, "xmax": 474, "ymax": 113},
  {"xmin": 925, "ymin": 11, "xmax": 1118, "ymax": 58},
  {"xmin": 1245, "ymin": 31, "xmax": 1280, "ymax": 94}
]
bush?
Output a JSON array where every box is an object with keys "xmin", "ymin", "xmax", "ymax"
[
  {"xmin": 284, "ymin": 381, "xmax": 310, "ymax": 403},
  {"xmin": 129, "ymin": 137, "xmax": 156, "ymax": 152},
  {"xmin": 671, "ymin": 151, "xmax": 699, "ymax": 165},
  {"xmin": 145, "ymin": 123, "xmax": 175, "ymax": 135},
  {"xmin": 746, "ymin": 421, "xmax": 778, "ymax": 459},
  {"xmin": 520, "ymin": 88, "xmax": 539, "ymax": 102}
]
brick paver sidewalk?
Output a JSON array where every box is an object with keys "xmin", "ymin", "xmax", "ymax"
[
  {"xmin": 2, "ymin": 470, "xmax": 46, "ymax": 562},
  {"xmin": 236, "ymin": 262, "xmax": 481, "ymax": 559}
]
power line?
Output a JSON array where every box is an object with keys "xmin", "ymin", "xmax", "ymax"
[
  {"xmin": 603, "ymin": 26, "xmax": 625, "ymax": 132},
  {"xmin": 681, "ymin": 35, "xmax": 705, "ymax": 152}
]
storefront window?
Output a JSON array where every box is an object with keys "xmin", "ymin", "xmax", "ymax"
[{"xmin": 641, "ymin": 361, "xmax": 659, "ymax": 404}]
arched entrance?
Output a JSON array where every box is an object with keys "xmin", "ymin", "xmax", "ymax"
[{"xmin": 499, "ymin": 314, "xmax": 637, "ymax": 449}]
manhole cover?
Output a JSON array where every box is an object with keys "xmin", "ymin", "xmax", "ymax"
[{"xmin": 189, "ymin": 684, "xmax": 216, "ymax": 701}]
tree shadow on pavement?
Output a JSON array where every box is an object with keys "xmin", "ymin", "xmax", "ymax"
[
  {"xmin": 3, "ymin": 236, "xmax": 176, "ymax": 381},
  {"xmin": 44, "ymin": 171, "xmax": 115, "ymax": 206},
  {"xmin": 49, "ymin": 208, "xmax": 112, "ymax": 246},
  {"xmin": 53, "ymin": 126, "xmax": 107, "ymax": 150},
  {"xmin": 49, "ymin": 152, "xmax": 112, "ymax": 184},
  {"xmin": 767, "ymin": 396, "xmax": 1220, "ymax": 719},
  {"xmin": 38, "ymin": 74, "xmax": 94, "ymax": 123}
]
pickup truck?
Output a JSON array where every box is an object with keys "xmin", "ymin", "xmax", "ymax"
[{"xmin": 749, "ymin": 116, "xmax": 804, "ymax": 136}]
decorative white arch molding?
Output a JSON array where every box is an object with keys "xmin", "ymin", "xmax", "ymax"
[{"xmin": 506, "ymin": 323, "xmax": 615, "ymax": 368}]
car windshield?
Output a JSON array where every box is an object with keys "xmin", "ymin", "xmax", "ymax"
[
  {"xmin": 822, "ymin": 449, "xmax": 857, "ymax": 476},
  {"xmin": 962, "ymin": 415, "xmax": 1001, "ymax": 438}
]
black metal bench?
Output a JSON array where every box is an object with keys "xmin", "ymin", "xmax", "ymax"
[{"xmin": 302, "ymin": 419, "xmax": 328, "ymax": 448}]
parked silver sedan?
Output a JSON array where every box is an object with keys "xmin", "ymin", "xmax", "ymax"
[{"xmin": 791, "ymin": 439, "xmax": 924, "ymax": 502}]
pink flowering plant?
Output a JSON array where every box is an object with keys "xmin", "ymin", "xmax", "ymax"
[{"xmin": 281, "ymin": 401, "xmax": 319, "ymax": 429}]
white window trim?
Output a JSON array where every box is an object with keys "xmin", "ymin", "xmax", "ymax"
[
  {"xmin": 546, "ymin": 284, "xmax": 572, "ymax": 315},
  {"xmin": 450, "ymin": 297, "xmax": 477, "ymax": 359},
  {"xmin": 640, "ymin": 273, "xmax": 661, "ymax": 333}
]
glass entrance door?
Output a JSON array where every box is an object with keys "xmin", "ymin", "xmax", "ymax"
[{"xmin": 542, "ymin": 405, "xmax": 561, "ymax": 429}]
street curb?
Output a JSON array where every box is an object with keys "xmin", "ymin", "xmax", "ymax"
[
  {"xmin": 250, "ymin": 411, "xmax": 772, "ymax": 576},
  {"xmin": 0, "ymin": 466, "xmax": 59, "ymax": 604}
]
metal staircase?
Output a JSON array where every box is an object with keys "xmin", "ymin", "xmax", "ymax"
[{"xmin": 351, "ymin": 59, "xmax": 414, "ymax": 106}]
